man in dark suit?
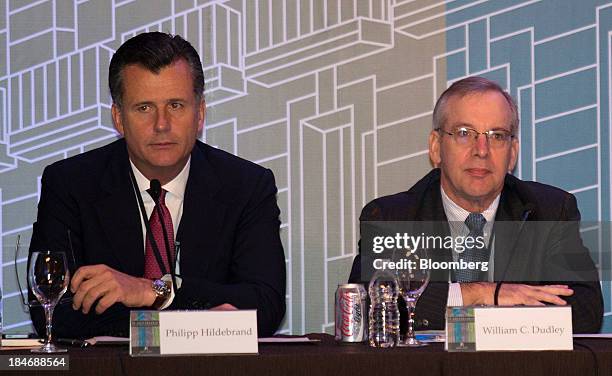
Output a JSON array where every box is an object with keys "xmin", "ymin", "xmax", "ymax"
[
  {"xmin": 29, "ymin": 32, "xmax": 286, "ymax": 338},
  {"xmin": 349, "ymin": 77, "xmax": 602, "ymax": 333}
]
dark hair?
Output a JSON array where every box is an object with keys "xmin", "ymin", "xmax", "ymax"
[
  {"xmin": 432, "ymin": 76, "xmax": 519, "ymax": 134},
  {"xmin": 109, "ymin": 32, "xmax": 205, "ymax": 107}
]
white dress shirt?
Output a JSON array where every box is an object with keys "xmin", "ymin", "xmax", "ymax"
[{"xmin": 441, "ymin": 186, "xmax": 500, "ymax": 306}]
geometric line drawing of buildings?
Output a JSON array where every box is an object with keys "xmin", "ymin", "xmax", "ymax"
[
  {"xmin": 244, "ymin": 0, "xmax": 393, "ymax": 87},
  {"xmin": 120, "ymin": 2, "xmax": 246, "ymax": 106},
  {"xmin": 1, "ymin": 0, "xmax": 612, "ymax": 335}
]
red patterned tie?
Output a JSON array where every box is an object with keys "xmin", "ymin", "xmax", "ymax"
[{"xmin": 143, "ymin": 190, "xmax": 175, "ymax": 279}]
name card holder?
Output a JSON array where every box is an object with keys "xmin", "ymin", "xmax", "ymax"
[
  {"xmin": 445, "ymin": 306, "xmax": 572, "ymax": 351},
  {"xmin": 130, "ymin": 310, "xmax": 258, "ymax": 356}
]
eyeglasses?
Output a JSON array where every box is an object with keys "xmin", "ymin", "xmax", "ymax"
[{"xmin": 436, "ymin": 127, "xmax": 514, "ymax": 148}]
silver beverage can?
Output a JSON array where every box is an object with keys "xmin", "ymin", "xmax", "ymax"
[{"xmin": 335, "ymin": 283, "xmax": 367, "ymax": 343}]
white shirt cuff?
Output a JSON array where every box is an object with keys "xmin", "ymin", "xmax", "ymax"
[
  {"xmin": 447, "ymin": 282, "xmax": 464, "ymax": 306},
  {"xmin": 159, "ymin": 274, "xmax": 182, "ymax": 310}
]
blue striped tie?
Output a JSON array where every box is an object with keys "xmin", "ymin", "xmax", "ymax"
[{"xmin": 455, "ymin": 213, "xmax": 487, "ymax": 282}]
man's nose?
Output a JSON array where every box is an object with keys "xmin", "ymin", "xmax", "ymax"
[
  {"xmin": 472, "ymin": 133, "xmax": 490, "ymax": 157},
  {"xmin": 154, "ymin": 108, "xmax": 171, "ymax": 132}
]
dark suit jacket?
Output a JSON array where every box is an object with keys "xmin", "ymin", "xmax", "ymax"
[
  {"xmin": 349, "ymin": 169, "xmax": 603, "ymax": 333},
  {"xmin": 29, "ymin": 139, "xmax": 286, "ymax": 338}
]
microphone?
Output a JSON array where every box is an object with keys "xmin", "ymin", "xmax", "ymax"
[
  {"xmin": 523, "ymin": 203, "xmax": 535, "ymax": 219},
  {"xmin": 128, "ymin": 169, "xmax": 170, "ymax": 277},
  {"xmin": 149, "ymin": 179, "xmax": 162, "ymax": 203},
  {"xmin": 498, "ymin": 203, "xmax": 535, "ymax": 281}
]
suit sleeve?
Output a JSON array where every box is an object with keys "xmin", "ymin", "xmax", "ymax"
[
  {"xmin": 545, "ymin": 193, "xmax": 603, "ymax": 333},
  {"xmin": 29, "ymin": 165, "xmax": 130, "ymax": 339},
  {"xmin": 169, "ymin": 169, "xmax": 286, "ymax": 337}
]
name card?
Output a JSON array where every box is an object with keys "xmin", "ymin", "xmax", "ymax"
[
  {"xmin": 446, "ymin": 306, "xmax": 572, "ymax": 351},
  {"xmin": 130, "ymin": 310, "xmax": 258, "ymax": 356}
]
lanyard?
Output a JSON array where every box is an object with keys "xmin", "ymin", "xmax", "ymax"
[{"xmin": 128, "ymin": 167, "xmax": 177, "ymax": 288}]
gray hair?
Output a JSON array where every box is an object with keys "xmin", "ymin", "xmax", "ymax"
[{"xmin": 432, "ymin": 76, "xmax": 519, "ymax": 135}]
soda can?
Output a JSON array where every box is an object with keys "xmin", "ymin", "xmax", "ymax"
[{"xmin": 335, "ymin": 283, "xmax": 367, "ymax": 343}]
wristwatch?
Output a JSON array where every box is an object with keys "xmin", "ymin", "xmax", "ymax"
[{"xmin": 151, "ymin": 279, "xmax": 171, "ymax": 309}]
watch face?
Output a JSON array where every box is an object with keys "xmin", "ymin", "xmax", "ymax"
[{"xmin": 153, "ymin": 279, "xmax": 170, "ymax": 296}]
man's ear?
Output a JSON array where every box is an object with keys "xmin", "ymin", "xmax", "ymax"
[
  {"xmin": 111, "ymin": 104, "xmax": 124, "ymax": 136},
  {"xmin": 508, "ymin": 138, "xmax": 519, "ymax": 172},
  {"xmin": 197, "ymin": 99, "xmax": 206, "ymax": 133},
  {"xmin": 429, "ymin": 130, "xmax": 442, "ymax": 167}
]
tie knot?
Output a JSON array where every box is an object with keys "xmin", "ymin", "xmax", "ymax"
[
  {"xmin": 147, "ymin": 188, "xmax": 167, "ymax": 205},
  {"xmin": 465, "ymin": 213, "xmax": 486, "ymax": 233}
]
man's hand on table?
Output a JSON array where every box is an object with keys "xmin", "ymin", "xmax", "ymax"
[
  {"xmin": 71, "ymin": 264, "xmax": 240, "ymax": 314},
  {"xmin": 71, "ymin": 264, "xmax": 156, "ymax": 314},
  {"xmin": 461, "ymin": 282, "xmax": 574, "ymax": 306}
]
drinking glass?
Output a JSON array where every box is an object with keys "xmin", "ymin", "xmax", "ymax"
[
  {"xmin": 394, "ymin": 246, "xmax": 431, "ymax": 347},
  {"xmin": 28, "ymin": 251, "xmax": 70, "ymax": 353}
]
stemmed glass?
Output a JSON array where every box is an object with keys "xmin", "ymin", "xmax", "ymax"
[
  {"xmin": 394, "ymin": 246, "xmax": 431, "ymax": 347},
  {"xmin": 28, "ymin": 250, "xmax": 70, "ymax": 353}
]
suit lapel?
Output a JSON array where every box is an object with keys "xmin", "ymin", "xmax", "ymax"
[
  {"xmin": 493, "ymin": 175, "xmax": 533, "ymax": 281},
  {"xmin": 413, "ymin": 170, "xmax": 452, "ymax": 281},
  {"xmin": 94, "ymin": 141, "xmax": 144, "ymax": 276},
  {"xmin": 176, "ymin": 143, "xmax": 227, "ymax": 278},
  {"xmin": 404, "ymin": 169, "xmax": 446, "ymax": 222}
]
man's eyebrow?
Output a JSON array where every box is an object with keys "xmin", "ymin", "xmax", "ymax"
[
  {"xmin": 448, "ymin": 122, "xmax": 474, "ymax": 129},
  {"xmin": 131, "ymin": 100, "xmax": 154, "ymax": 107}
]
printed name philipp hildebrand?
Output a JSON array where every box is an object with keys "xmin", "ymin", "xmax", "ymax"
[{"xmin": 165, "ymin": 327, "xmax": 253, "ymax": 339}]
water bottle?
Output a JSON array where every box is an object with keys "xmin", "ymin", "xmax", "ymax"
[{"xmin": 368, "ymin": 269, "xmax": 400, "ymax": 348}]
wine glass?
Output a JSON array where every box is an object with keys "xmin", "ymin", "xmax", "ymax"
[
  {"xmin": 28, "ymin": 250, "xmax": 70, "ymax": 353},
  {"xmin": 394, "ymin": 246, "xmax": 431, "ymax": 347}
]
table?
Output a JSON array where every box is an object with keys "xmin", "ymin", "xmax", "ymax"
[{"xmin": 2, "ymin": 334, "xmax": 611, "ymax": 376}]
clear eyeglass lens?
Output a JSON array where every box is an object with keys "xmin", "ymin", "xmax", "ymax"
[{"xmin": 452, "ymin": 128, "xmax": 511, "ymax": 147}]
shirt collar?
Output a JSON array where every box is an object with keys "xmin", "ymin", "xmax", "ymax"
[
  {"xmin": 440, "ymin": 185, "xmax": 500, "ymax": 223},
  {"xmin": 129, "ymin": 158, "xmax": 190, "ymax": 201}
]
